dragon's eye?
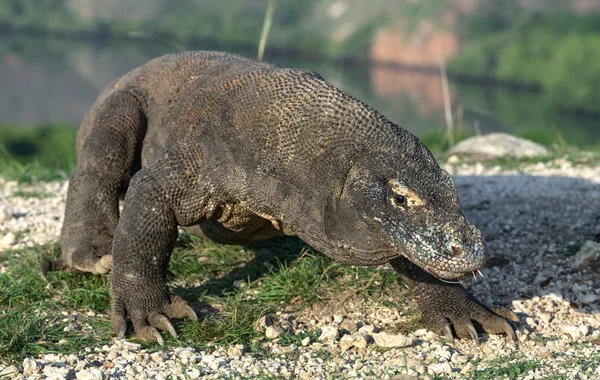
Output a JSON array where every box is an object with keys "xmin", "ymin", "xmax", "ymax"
[
  {"xmin": 392, "ymin": 194, "xmax": 407, "ymax": 207},
  {"xmin": 388, "ymin": 179, "xmax": 426, "ymax": 208}
]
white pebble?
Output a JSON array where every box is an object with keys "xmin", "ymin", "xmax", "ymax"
[{"xmin": 318, "ymin": 325, "xmax": 339, "ymax": 343}]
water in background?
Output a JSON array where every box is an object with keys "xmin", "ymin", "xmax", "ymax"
[{"xmin": 1, "ymin": 36, "xmax": 598, "ymax": 147}]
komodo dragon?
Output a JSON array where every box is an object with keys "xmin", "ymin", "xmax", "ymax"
[{"xmin": 43, "ymin": 51, "xmax": 518, "ymax": 345}]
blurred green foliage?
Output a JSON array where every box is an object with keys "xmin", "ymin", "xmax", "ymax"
[
  {"xmin": 0, "ymin": 0, "xmax": 75, "ymax": 29},
  {"xmin": 0, "ymin": 124, "xmax": 76, "ymax": 182},
  {"xmin": 2, "ymin": 0, "xmax": 600, "ymax": 115},
  {"xmin": 452, "ymin": 3, "xmax": 600, "ymax": 113}
]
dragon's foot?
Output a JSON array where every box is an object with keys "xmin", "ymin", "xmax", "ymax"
[
  {"xmin": 418, "ymin": 284, "xmax": 519, "ymax": 344},
  {"xmin": 111, "ymin": 293, "xmax": 197, "ymax": 345}
]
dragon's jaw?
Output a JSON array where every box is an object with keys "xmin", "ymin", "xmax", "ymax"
[{"xmin": 394, "ymin": 223, "xmax": 486, "ymax": 281}]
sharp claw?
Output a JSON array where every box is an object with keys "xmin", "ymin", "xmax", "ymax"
[
  {"xmin": 466, "ymin": 322, "xmax": 480, "ymax": 345},
  {"xmin": 506, "ymin": 310, "xmax": 519, "ymax": 322},
  {"xmin": 477, "ymin": 269, "xmax": 484, "ymax": 278},
  {"xmin": 150, "ymin": 314, "xmax": 178, "ymax": 339},
  {"xmin": 153, "ymin": 329, "xmax": 165, "ymax": 346},
  {"xmin": 184, "ymin": 305, "xmax": 198, "ymax": 321},
  {"xmin": 442, "ymin": 324, "xmax": 454, "ymax": 342},
  {"xmin": 166, "ymin": 323, "xmax": 177, "ymax": 339},
  {"xmin": 168, "ymin": 296, "xmax": 198, "ymax": 321},
  {"xmin": 117, "ymin": 323, "xmax": 127, "ymax": 340},
  {"xmin": 40, "ymin": 260, "xmax": 50, "ymax": 282},
  {"xmin": 503, "ymin": 321, "xmax": 517, "ymax": 343},
  {"xmin": 490, "ymin": 306, "xmax": 520, "ymax": 322}
]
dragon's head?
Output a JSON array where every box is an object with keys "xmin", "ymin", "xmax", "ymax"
[{"xmin": 321, "ymin": 130, "xmax": 485, "ymax": 280}]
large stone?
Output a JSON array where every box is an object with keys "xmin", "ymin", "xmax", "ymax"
[
  {"xmin": 572, "ymin": 240, "xmax": 600, "ymax": 270},
  {"xmin": 448, "ymin": 133, "xmax": 548, "ymax": 160}
]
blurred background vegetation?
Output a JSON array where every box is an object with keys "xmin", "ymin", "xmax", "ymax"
[{"xmin": 0, "ymin": 0, "xmax": 599, "ymax": 177}]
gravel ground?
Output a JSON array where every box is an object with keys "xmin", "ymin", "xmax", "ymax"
[{"xmin": 1, "ymin": 157, "xmax": 600, "ymax": 379}]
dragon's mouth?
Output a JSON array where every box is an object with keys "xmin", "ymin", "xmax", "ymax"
[
  {"xmin": 392, "ymin": 222, "xmax": 487, "ymax": 281},
  {"xmin": 394, "ymin": 243, "xmax": 486, "ymax": 281}
]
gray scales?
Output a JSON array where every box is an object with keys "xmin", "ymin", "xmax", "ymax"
[{"xmin": 42, "ymin": 51, "xmax": 517, "ymax": 345}]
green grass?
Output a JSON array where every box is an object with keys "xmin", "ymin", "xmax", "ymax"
[
  {"xmin": 0, "ymin": 244, "xmax": 112, "ymax": 363},
  {"xmin": 0, "ymin": 233, "xmax": 408, "ymax": 364},
  {"xmin": 470, "ymin": 358, "xmax": 541, "ymax": 379}
]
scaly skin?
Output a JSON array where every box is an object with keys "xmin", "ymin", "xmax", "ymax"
[{"xmin": 43, "ymin": 51, "xmax": 518, "ymax": 344}]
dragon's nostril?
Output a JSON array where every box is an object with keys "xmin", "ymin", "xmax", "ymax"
[{"xmin": 451, "ymin": 246, "xmax": 463, "ymax": 256}]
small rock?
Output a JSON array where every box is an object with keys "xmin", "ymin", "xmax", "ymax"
[
  {"xmin": 429, "ymin": 362, "xmax": 452, "ymax": 375},
  {"xmin": 539, "ymin": 313, "xmax": 552, "ymax": 324},
  {"xmin": 579, "ymin": 325, "xmax": 590, "ymax": 337},
  {"xmin": 254, "ymin": 315, "xmax": 272, "ymax": 331},
  {"xmin": 572, "ymin": 240, "xmax": 600, "ymax": 270},
  {"xmin": 547, "ymin": 292, "xmax": 564, "ymax": 302},
  {"xmin": 539, "ymin": 350, "xmax": 555, "ymax": 359},
  {"xmin": 451, "ymin": 352, "xmax": 468, "ymax": 365},
  {"xmin": 460, "ymin": 362, "xmax": 474, "ymax": 374},
  {"xmin": 339, "ymin": 333, "xmax": 368, "ymax": 351},
  {"xmin": 150, "ymin": 352, "xmax": 166, "ymax": 362},
  {"xmin": 227, "ymin": 344, "xmax": 245, "ymax": 358},
  {"xmin": 233, "ymin": 279, "xmax": 246, "ymax": 288},
  {"xmin": 0, "ymin": 207, "xmax": 11, "ymax": 222},
  {"xmin": 358, "ymin": 323, "xmax": 376, "ymax": 334},
  {"xmin": 201, "ymin": 354, "xmax": 224, "ymax": 370},
  {"xmin": 265, "ymin": 325, "xmax": 281, "ymax": 339},
  {"xmin": 23, "ymin": 358, "xmax": 40, "ymax": 376},
  {"xmin": 436, "ymin": 347, "xmax": 451, "ymax": 361},
  {"xmin": 0, "ymin": 232, "xmax": 16, "ymax": 249},
  {"xmin": 372, "ymin": 332, "xmax": 413, "ymax": 348},
  {"xmin": 186, "ymin": 368, "xmax": 201, "ymax": 379},
  {"xmin": 177, "ymin": 349, "xmax": 194, "ymax": 360},
  {"xmin": 384, "ymin": 358, "xmax": 406, "ymax": 367},
  {"xmin": 301, "ymin": 337, "xmax": 311, "ymax": 346},
  {"xmin": 43, "ymin": 366, "xmax": 69, "ymax": 378},
  {"xmin": 564, "ymin": 325, "xmax": 582, "ymax": 340},
  {"xmin": 340, "ymin": 319, "xmax": 358, "ymax": 333},
  {"xmin": 76, "ymin": 368, "xmax": 104, "ymax": 380},
  {"xmin": 534, "ymin": 269, "xmax": 554, "ymax": 286},
  {"xmin": 390, "ymin": 375, "xmax": 418, "ymax": 380},
  {"xmin": 579, "ymin": 293, "xmax": 600, "ymax": 305},
  {"xmin": 446, "ymin": 154, "xmax": 459, "ymax": 164},
  {"xmin": 279, "ymin": 344, "xmax": 296, "ymax": 353},
  {"xmin": 319, "ymin": 325, "xmax": 339, "ymax": 343},
  {"xmin": 0, "ymin": 366, "xmax": 19, "ymax": 377}
]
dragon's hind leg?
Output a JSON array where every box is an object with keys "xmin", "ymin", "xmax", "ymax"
[{"xmin": 42, "ymin": 89, "xmax": 147, "ymax": 279}]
